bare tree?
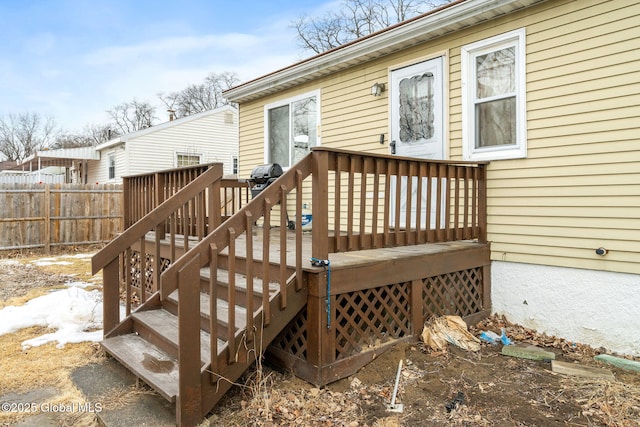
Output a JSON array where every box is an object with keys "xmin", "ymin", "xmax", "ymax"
[
  {"xmin": 292, "ymin": 0, "xmax": 452, "ymax": 54},
  {"xmin": 158, "ymin": 71, "xmax": 240, "ymax": 119},
  {"xmin": 0, "ymin": 112, "xmax": 59, "ymax": 162},
  {"xmin": 53, "ymin": 123, "xmax": 117, "ymax": 149},
  {"xmin": 106, "ymin": 100, "xmax": 156, "ymax": 134}
]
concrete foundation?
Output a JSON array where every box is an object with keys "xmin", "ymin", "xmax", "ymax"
[{"xmin": 491, "ymin": 261, "xmax": 640, "ymax": 357}]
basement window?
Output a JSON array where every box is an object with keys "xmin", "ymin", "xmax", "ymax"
[{"xmin": 461, "ymin": 28, "xmax": 527, "ymax": 161}]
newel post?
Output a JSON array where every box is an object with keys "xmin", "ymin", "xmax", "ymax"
[
  {"xmin": 102, "ymin": 258, "xmax": 120, "ymax": 335},
  {"xmin": 177, "ymin": 253, "xmax": 202, "ymax": 427},
  {"xmin": 311, "ymin": 150, "xmax": 329, "ymax": 261}
]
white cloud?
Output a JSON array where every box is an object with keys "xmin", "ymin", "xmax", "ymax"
[
  {"xmin": 0, "ymin": 1, "xmax": 333, "ymax": 132},
  {"xmin": 84, "ymin": 33, "xmax": 261, "ymax": 66}
]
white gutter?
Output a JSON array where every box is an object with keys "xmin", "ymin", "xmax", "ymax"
[{"xmin": 225, "ymin": 0, "xmax": 544, "ymax": 103}]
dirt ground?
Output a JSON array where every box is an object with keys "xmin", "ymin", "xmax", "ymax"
[{"xmin": 1, "ymin": 249, "xmax": 639, "ymax": 427}]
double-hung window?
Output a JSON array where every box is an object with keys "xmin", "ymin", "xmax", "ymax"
[
  {"xmin": 108, "ymin": 152, "xmax": 116, "ymax": 180},
  {"xmin": 461, "ymin": 28, "xmax": 526, "ymax": 161},
  {"xmin": 264, "ymin": 90, "xmax": 320, "ymax": 168}
]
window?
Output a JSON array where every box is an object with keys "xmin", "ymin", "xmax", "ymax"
[
  {"xmin": 232, "ymin": 156, "xmax": 238, "ymax": 175},
  {"xmin": 399, "ymin": 71, "xmax": 435, "ymax": 142},
  {"xmin": 108, "ymin": 152, "xmax": 115, "ymax": 180},
  {"xmin": 176, "ymin": 153, "xmax": 202, "ymax": 167},
  {"xmin": 265, "ymin": 91, "xmax": 320, "ymax": 167},
  {"xmin": 461, "ymin": 28, "xmax": 526, "ymax": 161}
]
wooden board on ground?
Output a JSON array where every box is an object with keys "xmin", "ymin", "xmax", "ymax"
[{"xmin": 551, "ymin": 360, "xmax": 615, "ymax": 380}]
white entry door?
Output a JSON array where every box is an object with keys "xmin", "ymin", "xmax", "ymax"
[{"xmin": 390, "ymin": 57, "xmax": 445, "ymax": 228}]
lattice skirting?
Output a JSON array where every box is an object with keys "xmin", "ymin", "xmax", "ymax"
[
  {"xmin": 270, "ymin": 266, "xmax": 485, "ymax": 367},
  {"xmin": 271, "ymin": 306, "xmax": 308, "ymax": 361},
  {"xmin": 125, "ymin": 250, "xmax": 171, "ymax": 303},
  {"xmin": 335, "ymin": 282, "xmax": 412, "ymax": 359},
  {"xmin": 422, "ymin": 267, "xmax": 483, "ymax": 319}
]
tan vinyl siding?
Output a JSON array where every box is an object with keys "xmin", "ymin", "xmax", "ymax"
[
  {"xmin": 239, "ymin": 0, "xmax": 639, "ymax": 274},
  {"xmin": 483, "ymin": 0, "xmax": 640, "ymax": 275}
]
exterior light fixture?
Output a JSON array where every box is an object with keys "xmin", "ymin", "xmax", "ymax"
[{"xmin": 371, "ymin": 82, "xmax": 385, "ymax": 96}]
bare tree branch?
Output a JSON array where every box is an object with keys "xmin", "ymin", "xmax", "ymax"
[
  {"xmin": 0, "ymin": 112, "xmax": 59, "ymax": 162},
  {"xmin": 158, "ymin": 71, "xmax": 240, "ymax": 119},
  {"xmin": 291, "ymin": 0, "xmax": 452, "ymax": 54},
  {"xmin": 106, "ymin": 100, "xmax": 157, "ymax": 134},
  {"xmin": 53, "ymin": 123, "xmax": 117, "ymax": 148}
]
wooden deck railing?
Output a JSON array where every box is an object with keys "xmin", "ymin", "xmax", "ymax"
[
  {"xmin": 220, "ymin": 178, "xmax": 251, "ymax": 220},
  {"xmin": 313, "ymin": 147, "xmax": 488, "ymax": 259},
  {"xmin": 122, "ymin": 164, "xmax": 213, "ymax": 229},
  {"xmin": 92, "ymin": 164, "xmax": 224, "ymax": 333},
  {"xmin": 157, "ymin": 148, "xmax": 487, "ymax": 422},
  {"xmin": 122, "ymin": 165, "xmax": 250, "ymax": 235}
]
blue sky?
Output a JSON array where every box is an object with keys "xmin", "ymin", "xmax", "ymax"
[{"xmin": 0, "ymin": 0, "xmax": 333, "ymax": 132}]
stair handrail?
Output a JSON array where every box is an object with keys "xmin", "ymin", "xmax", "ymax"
[
  {"xmin": 92, "ymin": 164, "xmax": 224, "ymax": 275},
  {"xmin": 92, "ymin": 164, "xmax": 224, "ymax": 334},
  {"xmin": 160, "ymin": 154, "xmax": 314, "ymax": 297},
  {"xmin": 164, "ymin": 154, "xmax": 314, "ymax": 425}
]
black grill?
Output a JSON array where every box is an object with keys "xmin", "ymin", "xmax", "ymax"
[{"xmin": 249, "ymin": 163, "xmax": 283, "ymax": 198}]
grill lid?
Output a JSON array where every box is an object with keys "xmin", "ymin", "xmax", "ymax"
[{"xmin": 249, "ymin": 163, "xmax": 283, "ymax": 184}]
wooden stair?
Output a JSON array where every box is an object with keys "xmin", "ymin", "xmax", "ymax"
[{"xmin": 101, "ymin": 261, "xmax": 307, "ymax": 417}]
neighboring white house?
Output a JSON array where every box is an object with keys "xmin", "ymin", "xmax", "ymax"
[
  {"xmin": 88, "ymin": 105, "xmax": 239, "ymax": 184},
  {"xmin": 12, "ymin": 146, "xmax": 100, "ymax": 184}
]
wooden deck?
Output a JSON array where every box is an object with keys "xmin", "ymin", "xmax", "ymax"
[
  {"xmin": 221, "ymin": 227, "xmax": 484, "ymax": 270},
  {"xmin": 259, "ymin": 229, "xmax": 490, "ymax": 386},
  {"xmin": 92, "ymin": 149, "xmax": 490, "ymax": 426},
  {"xmin": 127, "ymin": 226, "xmax": 490, "ymax": 387}
]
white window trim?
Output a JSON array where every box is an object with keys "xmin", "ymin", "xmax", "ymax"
[
  {"xmin": 175, "ymin": 151, "xmax": 203, "ymax": 167},
  {"xmin": 263, "ymin": 89, "xmax": 321, "ymax": 167},
  {"xmin": 107, "ymin": 151, "xmax": 116, "ymax": 180},
  {"xmin": 461, "ymin": 28, "xmax": 527, "ymax": 161}
]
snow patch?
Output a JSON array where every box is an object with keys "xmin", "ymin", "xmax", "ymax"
[
  {"xmin": 31, "ymin": 260, "xmax": 73, "ymax": 266},
  {"xmin": 0, "ymin": 283, "xmax": 123, "ymax": 349},
  {"xmin": 61, "ymin": 253, "xmax": 95, "ymax": 260}
]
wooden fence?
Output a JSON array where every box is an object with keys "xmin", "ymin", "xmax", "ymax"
[{"xmin": 0, "ymin": 183, "xmax": 123, "ymax": 251}]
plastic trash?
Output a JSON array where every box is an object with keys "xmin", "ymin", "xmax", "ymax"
[
  {"xmin": 479, "ymin": 330, "xmax": 500, "ymax": 344},
  {"xmin": 500, "ymin": 328, "xmax": 513, "ymax": 345}
]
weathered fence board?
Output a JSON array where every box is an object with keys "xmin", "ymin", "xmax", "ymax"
[{"xmin": 0, "ymin": 183, "xmax": 123, "ymax": 251}]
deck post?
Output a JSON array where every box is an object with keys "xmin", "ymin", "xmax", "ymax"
[
  {"xmin": 177, "ymin": 254, "xmax": 202, "ymax": 427},
  {"xmin": 122, "ymin": 177, "xmax": 131, "ymax": 229},
  {"xmin": 155, "ymin": 172, "xmax": 166, "ymax": 239},
  {"xmin": 477, "ymin": 164, "xmax": 488, "ymax": 244},
  {"xmin": 410, "ymin": 279, "xmax": 424, "ymax": 336},
  {"xmin": 209, "ymin": 168, "xmax": 222, "ymax": 232},
  {"xmin": 311, "ymin": 150, "xmax": 329, "ymax": 261},
  {"xmin": 102, "ymin": 257, "xmax": 120, "ymax": 335},
  {"xmin": 306, "ymin": 271, "xmax": 335, "ymax": 383}
]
